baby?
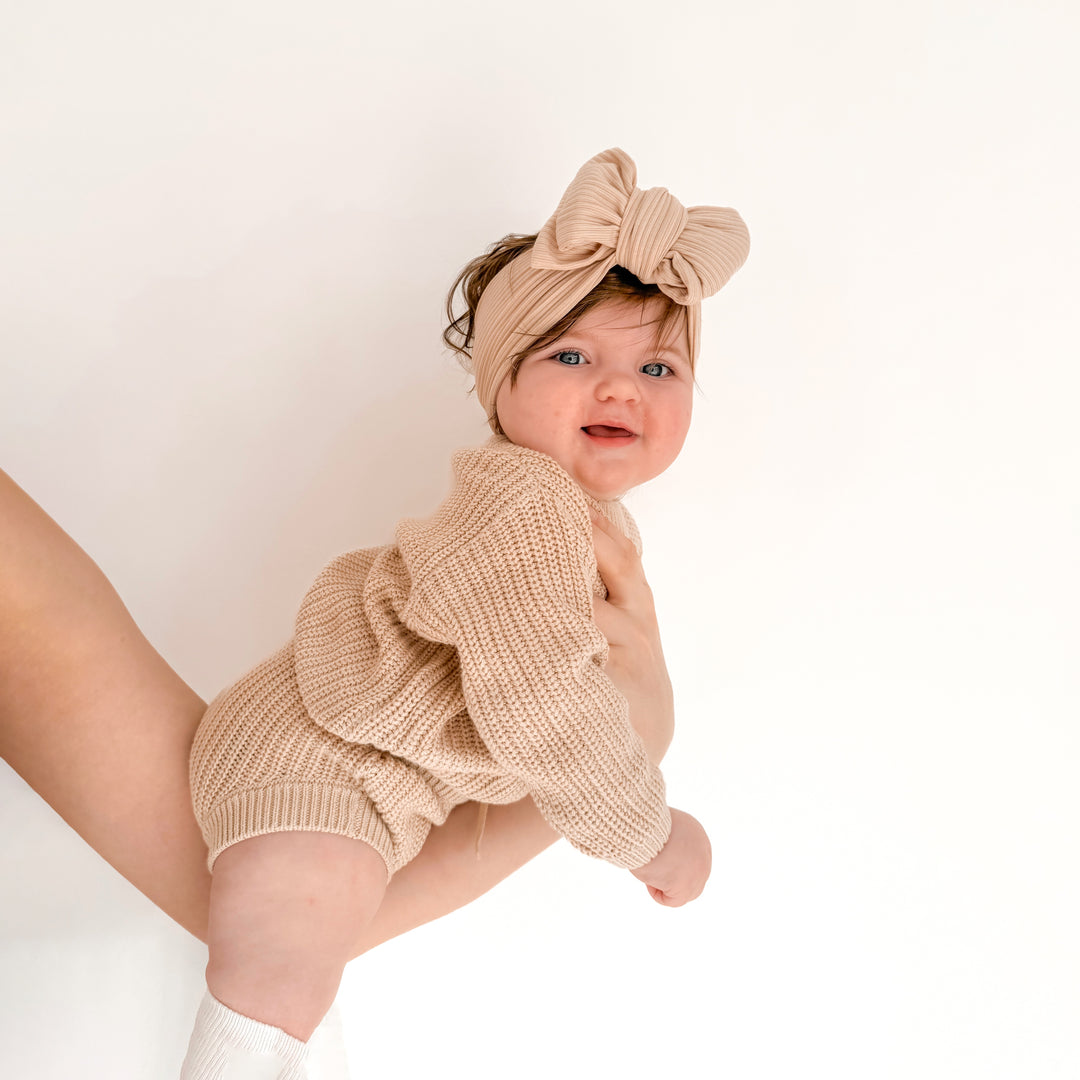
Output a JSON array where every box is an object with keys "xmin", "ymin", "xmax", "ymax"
[{"xmin": 182, "ymin": 148, "xmax": 749, "ymax": 1079}]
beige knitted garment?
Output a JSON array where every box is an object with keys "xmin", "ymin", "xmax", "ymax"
[
  {"xmin": 470, "ymin": 147, "xmax": 750, "ymax": 431},
  {"xmin": 190, "ymin": 436, "xmax": 671, "ymax": 878}
]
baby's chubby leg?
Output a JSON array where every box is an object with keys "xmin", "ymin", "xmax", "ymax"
[{"xmin": 204, "ymin": 831, "xmax": 388, "ymax": 1042}]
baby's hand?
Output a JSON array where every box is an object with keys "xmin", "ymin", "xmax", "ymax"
[{"xmin": 629, "ymin": 808, "xmax": 712, "ymax": 907}]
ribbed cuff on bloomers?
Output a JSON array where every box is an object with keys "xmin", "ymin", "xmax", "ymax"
[{"xmin": 198, "ymin": 781, "xmax": 396, "ymax": 880}]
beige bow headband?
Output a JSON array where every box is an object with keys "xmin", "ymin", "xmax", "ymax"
[{"xmin": 471, "ymin": 148, "xmax": 750, "ymax": 430}]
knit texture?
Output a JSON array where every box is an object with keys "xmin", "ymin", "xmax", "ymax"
[{"xmin": 190, "ymin": 436, "xmax": 671, "ymax": 876}]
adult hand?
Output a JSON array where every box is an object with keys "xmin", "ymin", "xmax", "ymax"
[{"xmin": 589, "ymin": 509, "xmax": 674, "ymax": 763}]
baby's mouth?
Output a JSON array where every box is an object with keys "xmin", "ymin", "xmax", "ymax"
[{"xmin": 582, "ymin": 425, "xmax": 635, "ymax": 438}]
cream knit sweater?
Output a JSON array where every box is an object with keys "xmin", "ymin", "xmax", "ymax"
[{"xmin": 190, "ymin": 435, "xmax": 671, "ymax": 876}]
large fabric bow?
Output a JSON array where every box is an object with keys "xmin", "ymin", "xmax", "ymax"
[
  {"xmin": 531, "ymin": 147, "xmax": 749, "ymax": 306},
  {"xmin": 470, "ymin": 148, "xmax": 750, "ymax": 429}
]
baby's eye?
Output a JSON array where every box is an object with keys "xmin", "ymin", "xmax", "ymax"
[
  {"xmin": 642, "ymin": 362, "xmax": 673, "ymax": 378},
  {"xmin": 556, "ymin": 350, "xmax": 585, "ymax": 366}
]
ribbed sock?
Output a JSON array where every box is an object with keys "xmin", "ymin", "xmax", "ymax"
[{"xmin": 180, "ymin": 991, "xmax": 351, "ymax": 1080}]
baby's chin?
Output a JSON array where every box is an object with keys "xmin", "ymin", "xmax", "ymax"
[
  {"xmin": 575, "ymin": 472, "xmax": 635, "ymax": 502},
  {"xmin": 575, "ymin": 460, "xmax": 667, "ymax": 501}
]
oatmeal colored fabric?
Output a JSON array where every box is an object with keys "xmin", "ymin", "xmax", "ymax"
[
  {"xmin": 470, "ymin": 147, "xmax": 750, "ymax": 430},
  {"xmin": 190, "ymin": 436, "xmax": 671, "ymax": 877}
]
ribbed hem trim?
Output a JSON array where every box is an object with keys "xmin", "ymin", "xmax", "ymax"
[{"xmin": 201, "ymin": 782, "xmax": 394, "ymax": 880}]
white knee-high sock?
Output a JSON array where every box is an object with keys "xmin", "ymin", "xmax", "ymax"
[{"xmin": 180, "ymin": 991, "xmax": 351, "ymax": 1080}]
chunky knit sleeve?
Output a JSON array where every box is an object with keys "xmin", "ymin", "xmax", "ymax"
[{"xmin": 404, "ymin": 474, "xmax": 671, "ymax": 870}]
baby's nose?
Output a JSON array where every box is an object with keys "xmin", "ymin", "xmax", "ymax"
[{"xmin": 594, "ymin": 371, "xmax": 640, "ymax": 402}]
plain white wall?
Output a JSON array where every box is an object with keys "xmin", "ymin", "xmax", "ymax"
[{"xmin": 2, "ymin": 1, "xmax": 1077, "ymax": 1077}]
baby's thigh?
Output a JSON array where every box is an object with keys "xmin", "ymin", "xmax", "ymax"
[{"xmin": 205, "ymin": 831, "xmax": 388, "ymax": 1037}]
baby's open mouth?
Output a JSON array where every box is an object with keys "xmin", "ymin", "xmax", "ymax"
[{"xmin": 582, "ymin": 425, "xmax": 634, "ymax": 437}]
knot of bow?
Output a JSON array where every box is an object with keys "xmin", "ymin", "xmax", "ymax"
[{"xmin": 529, "ymin": 147, "xmax": 749, "ymax": 306}]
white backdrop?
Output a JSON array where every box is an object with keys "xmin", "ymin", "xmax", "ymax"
[{"xmin": 2, "ymin": 2, "xmax": 1077, "ymax": 1077}]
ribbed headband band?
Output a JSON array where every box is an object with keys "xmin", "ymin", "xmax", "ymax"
[{"xmin": 471, "ymin": 147, "xmax": 751, "ymax": 431}]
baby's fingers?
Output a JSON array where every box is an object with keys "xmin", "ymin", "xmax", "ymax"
[
  {"xmin": 647, "ymin": 884, "xmax": 678, "ymax": 906},
  {"xmin": 644, "ymin": 878, "xmax": 703, "ymax": 908}
]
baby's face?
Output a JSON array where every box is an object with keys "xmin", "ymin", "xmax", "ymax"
[{"xmin": 495, "ymin": 298, "xmax": 693, "ymax": 500}]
